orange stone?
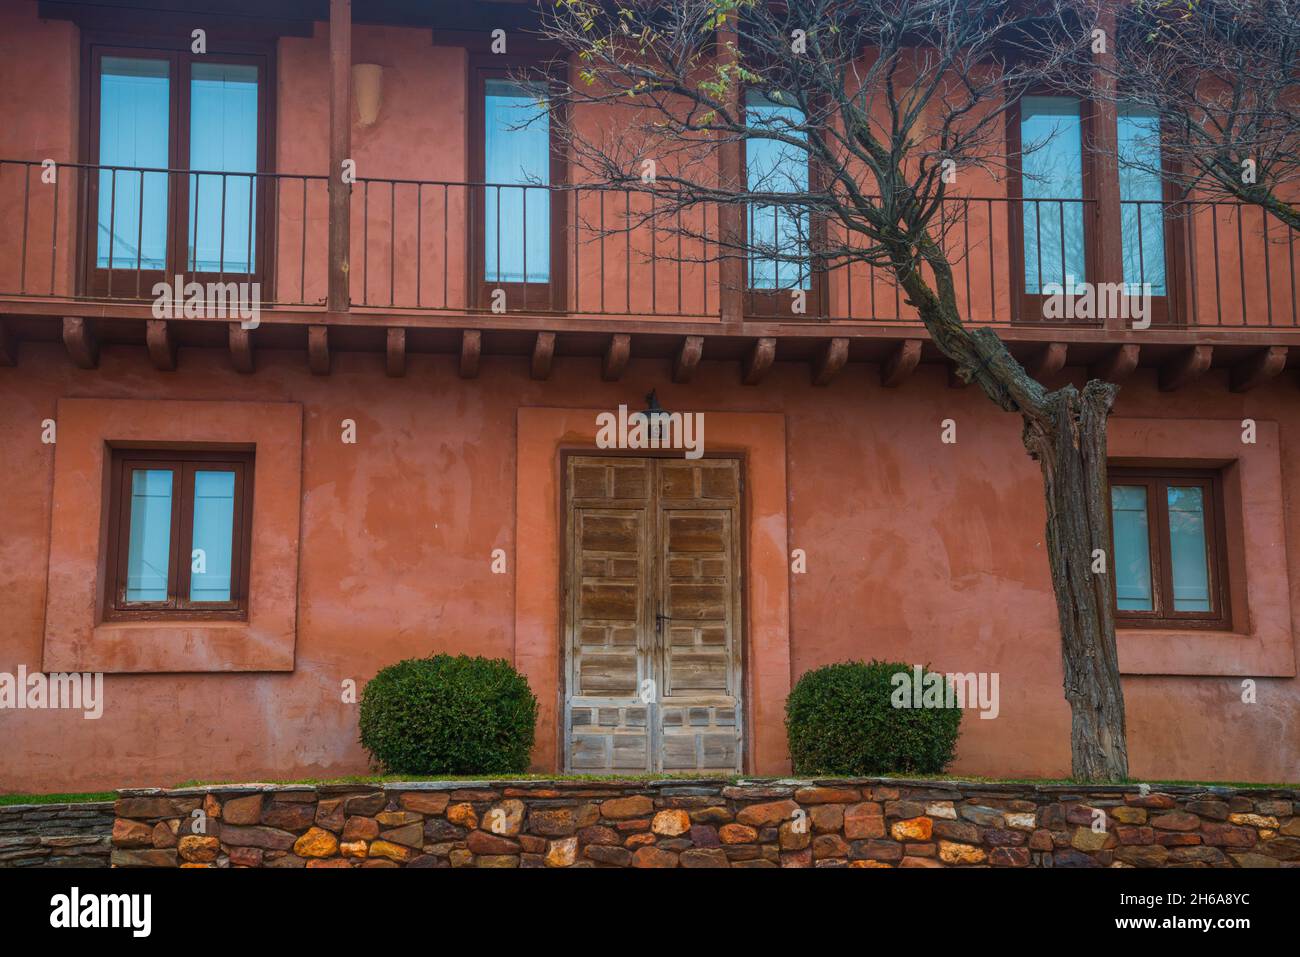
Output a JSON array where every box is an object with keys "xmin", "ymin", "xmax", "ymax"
[
  {"xmin": 719, "ymin": 823, "xmax": 759, "ymax": 844},
  {"xmin": 891, "ymin": 817, "xmax": 934, "ymax": 842},
  {"xmin": 293, "ymin": 826, "xmax": 340, "ymax": 859}
]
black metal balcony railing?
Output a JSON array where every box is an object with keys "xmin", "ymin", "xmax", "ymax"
[{"xmin": 0, "ymin": 159, "xmax": 1295, "ymax": 329}]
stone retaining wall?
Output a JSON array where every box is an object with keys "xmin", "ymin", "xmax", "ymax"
[
  {"xmin": 109, "ymin": 779, "xmax": 1300, "ymax": 868},
  {"xmin": 0, "ymin": 801, "xmax": 115, "ymax": 867}
]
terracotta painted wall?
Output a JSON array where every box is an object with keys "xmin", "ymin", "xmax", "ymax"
[{"xmin": 2, "ymin": 342, "xmax": 1299, "ymax": 791}]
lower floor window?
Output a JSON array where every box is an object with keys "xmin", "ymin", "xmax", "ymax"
[
  {"xmin": 106, "ymin": 448, "xmax": 253, "ymax": 618},
  {"xmin": 1108, "ymin": 467, "xmax": 1229, "ymax": 628}
]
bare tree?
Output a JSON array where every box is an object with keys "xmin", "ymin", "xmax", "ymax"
[
  {"xmin": 1049, "ymin": 0, "xmax": 1300, "ymax": 230},
  {"xmin": 536, "ymin": 0, "xmax": 1132, "ymax": 781}
]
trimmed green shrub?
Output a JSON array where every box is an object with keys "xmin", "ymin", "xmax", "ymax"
[
  {"xmin": 785, "ymin": 660, "xmax": 962, "ymax": 776},
  {"xmin": 358, "ymin": 654, "xmax": 538, "ymax": 775}
]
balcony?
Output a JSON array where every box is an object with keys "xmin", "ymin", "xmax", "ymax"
[{"xmin": 0, "ymin": 159, "xmax": 1297, "ymax": 386}]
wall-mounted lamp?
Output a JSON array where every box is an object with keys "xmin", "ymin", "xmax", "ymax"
[
  {"xmin": 640, "ymin": 389, "xmax": 671, "ymax": 444},
  {"xmin": 352, "ymin": 63, "xmax": 384, "ymax": 127}
]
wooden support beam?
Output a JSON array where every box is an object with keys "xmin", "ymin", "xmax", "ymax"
[
  {"xmin": 1090, "ymin": 343, "xmax": 1139, "ymax": 383},
  {"xmin": 531, "ymin": 331, "xmax": 555, "ymax": 380},
  {"xmin": 1028, "ymin": 342, "xmax": 1068, "ymax": 381},
  {"xmin": 602, "ymin": 333, "xmax": 630, "ymax": 381},
  {"xmin": 673, "ymin": 335, "xmax": 704, "ymax": 383},
  {"xmin": 327, "ymin": 0, "xmax": 352, "ymax": 313},
  {"xmin": 742, "ymin": 337, "xmax": 776, "ymax": 385},
  {"xmin": 62, "ymin": 317, "xmax": 98, "ymax": 369},
  {"xmin": 1230, "ymin": 345, "xmax": 1287, "ymax": 393},
  {"xmin": 716, "ymin": 22, "xmax": 744, "ymax": 332},
  {"xmin": 880, "ymin": 339, "xmax": 922, "ymax": 388},
  {"xmin": 386, "ymin": 327, "xmax": 406, "ymax": 377},
  {"xmin": 812, "ymin": 337, "xmax": 849, "ymax": 386},
  {"xmin": 229, "ymin": 323, "xmax": 254, "ymax": 374},
  {"xmin": 308, "ymin": 324, "xmax": 330, "ymax": 375},
  {"xmin": 460, "ymin": 329, "xmax": 481, "ymax": 378},
  {"xmin": 145, "ymin": 319, "xmax": 177, "ymax": 371},
  {"xmin": 1159, "ymin": 345, "xmax": 1212, "ymax": 392},
  {"xmin": 0, "ymin": 321, "xmax": 16, "ymax": 366}
]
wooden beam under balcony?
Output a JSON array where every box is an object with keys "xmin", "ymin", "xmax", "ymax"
[
  {"xmin": 1230, "ymin": 346, "xmax": 1287, "ymax": 393},
  {"xmin": 460, "ymin": 329, "xmax": 481, "ymax": 378},
  {"xmin": 673, "ymin": 336, "xmax": 704, "ymax": 383},
  {"xmin": 743, "ymin": 337, "xmax": 776, "ymax": 385},
  {"xmin": 328, "ymin": 0, "xmax": 352, "ymax": 313},
  {"xmin": 602, "ymin": 333, "xmax": 630, "ymax": 381},
  {"xmin": 1159, "ymin": 345, "xmax": 1212, "ymax": 392},
  {"xmin": 229, "ymin": 323, "xmax": 254, "ymax": 374},
  {"xmin": 386, "ymin": 328, "xmax": 406, "ymax": 377},
  {"xmin": 62, "ymin": 317, "xmax": 97, "ymax": 369},
  {"xmin": 0, "ymin": 321, "xmax": 16, "ymax": 366},
  {"xmin": 308, "ymin": 325, "xmax": 330, "ymax": 375},
  {"xmin": 146, "ymin": 320, "xmax": 177, "ymax": 371},
  {"xmin": 1027, "ymin": 342, "xmax": 1068, "ymax": 382},
  {"xmin": 531, "ymin": 332, "xmax": 556, "ymax": 380},
  {"xmin": 1090, "ymin": 344, "xmax": 1140, "ymax": 383},
  {"xmin": 812, "ymin": 337, "xmax": 849, "ymax": 386},
  {"xmin": 881, "ymin": 339, "xmax": 922, "ymax": 388}
]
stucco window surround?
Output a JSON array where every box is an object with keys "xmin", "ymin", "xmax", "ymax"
[
  {"xmin": 1109, "ymin": 417, "xmax": 1296, "ymax": 677},
  {"xmin": 42, "ymin": 398, "xmax": 303, "ymax": 673},
  {"xmin": 514, "ymin": 408, "xmax": 792, "ymax": 775}
]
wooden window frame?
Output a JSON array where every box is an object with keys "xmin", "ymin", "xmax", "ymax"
[
  {"xmin": 79, "ymin": 34, "xmax": 277, "ymax": 300},
  {"xmin": 740, "ymin": 89, "xmax": 827, "ymax": 320},
  {"xmin": 104, "ymin": 448, "xmax": 255, "ymax": 621},
  {"xmin": 1006, "ymin": 91, "xmax": 1102, "ymax": 326},
  {"xmin": 1114, "ymin": 104, "xmax": 1191, "ymax": 329},
  {"xmin": 468, "ymin": 55, "xmax": 568, "ymax": 314},
  {"xmin": 1108, "ymin": 466, "xmax": 1231, "ymax": 630}
]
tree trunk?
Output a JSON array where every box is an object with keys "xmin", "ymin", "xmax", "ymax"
[{"xmin": 1021, "ymin": 381, "xmax": 1130, "ymax": 782}]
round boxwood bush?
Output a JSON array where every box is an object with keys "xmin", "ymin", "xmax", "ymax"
[
  {"xmin": 785, "ymin": 660, "xmax": 962, "ymax": 776},
  {"xmin": 358, "ymin": 654, "xmax": 538, "ymax": 775}
]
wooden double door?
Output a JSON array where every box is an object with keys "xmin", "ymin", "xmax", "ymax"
[{"xmin": 563, "ymin": 455, "xmax": 744, "ymax": 773}]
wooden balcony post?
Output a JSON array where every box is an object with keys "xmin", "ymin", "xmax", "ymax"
[
  {"xmin": 328, "ymin": 0, "xmax": 352, "ymax": 313},
  {"xmin": 1091, "ymin": 3, "xmax": 1125, "ymax": 331},
  {"xmin": 717, "ymin": 23, "xmax": 744, "ymax": 330}
]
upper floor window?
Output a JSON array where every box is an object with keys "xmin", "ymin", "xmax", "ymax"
[
  {"xmin": 1109, "ymin": 467, "xmax": 1230, "ymax": 628},
  {"xmin": 1018, "ymin": 95, "xmax": 1087, "ymax": 295},
  {"xmin": 743, "ymin": 89, "xmax": 822, "ymax": 318},
  {"xmin": 483, "ymin": 78, "xmax": 551, "ymax": 284},
  {"xmin": 1117, "ymin": 103, "xmax": 1167, "ymax": 296},
  {"xmin": 470, "ymin": 61, "xmax": 564, "ymax": 311},
  {"xmin": 86, "ymin": 43, "xmax": 270, "ymax": 293},
  {"xmin": 105, "ymin": 449, "xmax": 254, "ymax": 620}
]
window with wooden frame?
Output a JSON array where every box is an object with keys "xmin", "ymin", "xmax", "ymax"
[
  {"xmin": 81, "ymin": 38, "xmax": 274, "ymax": 298},
  {"xmin": 1116, "ymin": 102, "xmax": 1187, "ymax": 327},
  {"xmin": 1108, "ymin": 467, "xmax": 1231, "ymax": 629},
  {"xmin": 104, "ymin": 449, "xmax": 254, "ymax": 620},
  {"xmin": 1007, "ymin": 93, "xmax": 1099, "ymax": 324},
  {"xmin": 469, "ymin": 56, "xmax": 567, "ymax": 313},
  {"xmin": 742, "ymin": 88, "xmax": 826, "ymax": 319}
]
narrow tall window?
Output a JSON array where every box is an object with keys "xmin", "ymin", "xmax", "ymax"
[
  {"xmin": 1117, "ymin": 104, "xmax": 1167, "ymax": 295},
  {"xmin": 483, "ymin": 78, "xmax": 551, "ymax": 284},
  {"xmin": 745, "ymin": 90, "xmax": 810, "ymax": 291},
  {"xmin": 1019, "ymin": 96, "xmax": 1087, "ymax": 293},
  {"xmin": 189, "ymin": 63, "xmax": 260, "ymax": 274},
  {"xmin": 1108, "ymin": 468, "xmax": 1229, "ymax": 628},
  {"xmin": 107, "ymin": 450, "xmax": 253, "ymax": 619},
  {"xmin": 97, "ymin": 57, "xmax": 170, "ymax": 271}
]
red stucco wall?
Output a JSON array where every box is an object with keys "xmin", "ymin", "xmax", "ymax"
[{"xmin": 2, "ymin": 342, "xmax": 1299, "ymax": 790}]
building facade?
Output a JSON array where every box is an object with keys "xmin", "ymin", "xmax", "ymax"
[{"xmin": 0, "ymin": 0, "xmax": 1297, "ymax": 792}]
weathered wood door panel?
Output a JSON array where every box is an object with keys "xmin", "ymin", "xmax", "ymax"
[{"xmin": 564, "ymin": 455, "xmax": 743, "ymax": 773}]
